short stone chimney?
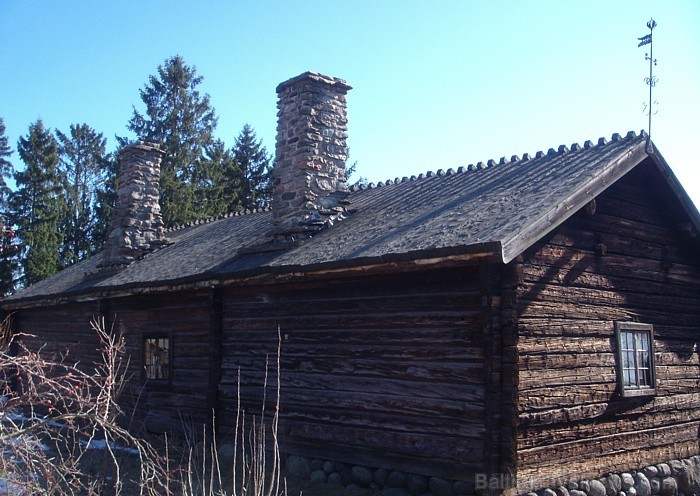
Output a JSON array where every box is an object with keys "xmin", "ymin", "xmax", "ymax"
[
  {"xmin": 272, "ymin": 72, "xmax": 352, "ymax": 242},
  {"xmin": 100, "ymin": 142, "xmax": 168, "ymax": 270}
]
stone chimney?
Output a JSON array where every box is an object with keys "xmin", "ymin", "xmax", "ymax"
[
  {"xmin": 272, "ymin": 72, "xmax": 352, "ymax": 242},
  {"xmin": 100, "ymin": 142, "xmax": 168, "ymax": 270}
]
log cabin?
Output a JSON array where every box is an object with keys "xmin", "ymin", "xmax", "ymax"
[{"xmin": 1, "ymin": 72, "xmax": 699, "ymax": 493}]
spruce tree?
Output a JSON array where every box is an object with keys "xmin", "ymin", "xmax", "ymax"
[
  {"xmin": 0, "ymin": 118, "xmax": 17, "ymax": 294},
  {"xmin": 196, "ymin": 139, "xmax": 241, "ymax": 218},
  {"xmin": 56, "ymin": 123, "xmax": 109, "ymax": 265},
  {"xmin": 93, "ymin": 150, "xmax": 120, "ymax": 250},
  {"xmin": 0, "ymin": 118, "xmax": 13, "ymax": 209},
  {"xmin": 10, "ymin": 120, "xmax": 65, "ymax": 286},
  {"xmin": 232, "ymin": 124, "xmax": 272, "ymax": 210},
  {"xmin": 126, "ymin": 55, "xmax": 219, "ymax": 227}
]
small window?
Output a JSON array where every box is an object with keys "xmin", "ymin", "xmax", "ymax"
[
  {"xmin": 615, "ymin": 322, "xmax": 656, "ymax": 397},
  {"xmin": 142, "ymin": 332, "xmax": 172, "ymax": 386}
]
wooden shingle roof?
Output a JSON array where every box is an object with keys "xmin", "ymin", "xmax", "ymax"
[{"xmin": 4, "ymin": 131, "xmax": 698, "ymax": 307}]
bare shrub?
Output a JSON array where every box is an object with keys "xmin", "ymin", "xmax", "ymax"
[{"xmin": 0, "ymin": 315, "xmax": 169, "ymax": 495}]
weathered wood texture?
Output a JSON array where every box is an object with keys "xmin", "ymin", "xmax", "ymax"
[
  {"xmin": 12, "ymin": 301, "xmax": 101, "ymax": 365},
  {"xmin": 10, "ymin": 291, "xmax": 216, "ymax": 432},
  {"xmin": 218, "ymin": 267, "xmax": 487, "ymax": 479},
  {"xmin": 516, "ymin": 162, "xmax": 700, "ymax": 492},
  {"xmin": 107, "ymin": 290, "xmax": 214, "ymax": 429}
]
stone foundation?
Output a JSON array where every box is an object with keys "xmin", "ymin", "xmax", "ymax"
[
  {"xmin": 522, "ymin": 457, "xmax": 700, "ymax": 496},
  {"xmin": 282, "ymin": 455, "xmax": 700, "ymax": 496}
]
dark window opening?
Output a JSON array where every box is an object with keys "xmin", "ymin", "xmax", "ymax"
[
  {"xmin": 615, "ymin": 322, "xmax": 656, "ymax": 397},
  {"xmin": 142, "ymin": 333, "xmax": 172, "ymax": 386}
]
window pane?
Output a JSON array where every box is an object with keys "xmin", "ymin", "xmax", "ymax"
[
  {"xmin": 617, "ymin": 325, "xmax": 654, "ymax": 394},
  {"xmin": 145, "ymin": 337, "xmax": 170, "ymax": 381},
  {"xmin": 637, "ymin": 332, "xmax": 649, "ymax": 352}
]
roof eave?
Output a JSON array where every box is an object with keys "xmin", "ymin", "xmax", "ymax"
[
  {"xmin": 500, "ymin": 138, "xmax": 650, "ymax": 264},
  {"xmin": 1, "ymin": 243, "xmax": 503, "ymax": 310}
]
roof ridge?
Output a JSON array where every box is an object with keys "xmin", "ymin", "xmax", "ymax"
[
  {"xmin": 164, "ymin": 204, "xmax": 273, "ymax": 233},
  {"xmin": 347, "ymin": 131, "xmax": 644, "ymax": 192}
]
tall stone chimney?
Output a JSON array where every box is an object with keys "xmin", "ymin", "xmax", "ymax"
[
  {"xmin": 100, "ymin": 142, "xmax": 168, "ymax": 270},
  {"xmin": 272, "ymin": 72, "xmax": 352, "ymax": 242}
]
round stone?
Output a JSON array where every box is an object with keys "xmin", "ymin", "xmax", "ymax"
[
  {"xmin": 589, "ymin": 479, "xmax": 607, "ymax": 496},
  {"xmin": 635, "ymin": 473, "xmax": 652, "ymax": 496},
  {"xmin": 643, "ymin": 467, "xmax": 659, "ymax": 479},
  {"xmin": 657, "ymin": 465, "xmax": 672, "ymax": 477},
  {"xmin": 328, "ymin": 472, "xmax": 343, "ymax": 486},
  {"xmin": 651, "ymin": 478, "xmax": 661, "ymax": 495},
  {"xmin": 285, "ymin": 455, "xmax": 311, "ymax": 478},
  {"xmin": 621, "ymin": 474, "xmax": 635, "ymax": 490},
  {"xmin": 659, "ymin": 477, "xmax": 677, "ymax": 496},
  {"xmin": 604, "ymin": 474, "xmax": 622, "ymax": 496},
  {"xmin": 351, "ymin": 466, "xmax": 374, "ymax": 488},
  {"xmin": 323, "ymin": 461, "xmax": 335, "ymax": 474},
  {"xmin": 555, "ymin": 485, "xmax": 570, "ymax": 496},
  {"xmin": 310, "ymin": 470, "xmax": 327, "ymax": 483}
]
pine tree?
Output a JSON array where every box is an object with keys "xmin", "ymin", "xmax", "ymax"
[
  {"xmin": 10, "ymin": 120, "xmax": 65, "ymax": 286},
  {"xmin": 126, "ymin": 55, "xmax": 219, "ymax": 227},
  {"xmin": 0, "ymin": 118, "xmax": 17, "ymax": 294},
  {"xmin": 56, "ymin": 123, "xmax": 109, "ymax": 265},
  {"xmin": 232, "ymin": 124, "xmax": 272, "ymax": 210}
]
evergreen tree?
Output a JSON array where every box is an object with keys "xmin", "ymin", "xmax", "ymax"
[
  {"xmin": 93, "ymin": 150, "xmax": 120, "ymax": 250},
  {"xmin": 56, "ymin": 123, "xmax": 109, "ymax": 265},
  {"xmin": 10, "ymin": 120, "xmax": 65, "ymax": 286},
  {"xmin": 0, "ymin": 118, "xmax": 17, "ymax": 294},
  {"xmin": 232, "ymin": 124, "xmax": 272, "ymax": 210},
  {"xmin": 195, "ymin": 139, "xmax": 241, "ymax": 218},
  {"xmin": 126, "ymin": 55, "xmax": 219, "ymax": 227},
  {"xmin": 0, "ymin": 118, "xmax": 13, "ymax": 209}
]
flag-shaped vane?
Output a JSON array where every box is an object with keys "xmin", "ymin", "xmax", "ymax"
[
  {"xmin": 638, "ymin": 18, "xmax": 658, "ymax": 151},
  {"xmin": 637, "ymin": 34, "xmax": 652, "ymax": 47}
]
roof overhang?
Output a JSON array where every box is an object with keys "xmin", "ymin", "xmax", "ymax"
[{"xmin": 499, "ymin": 138, "xmax": 700, "ymax": 263}]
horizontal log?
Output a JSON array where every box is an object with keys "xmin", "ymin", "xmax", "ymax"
[
  {"xmin": 517, "ymin": 439, "xmax": 700, "ymax": 493},
  {"xmin": 282, "ymin": 418, "xmax": 483, "ymax": 463},
  {"xmin": 220, "ymin": 371, "xmax": 485, "ymax": 402},
  {"xmin": 519, "ymin": 281, "xmax": 699, "ymax": 315}
]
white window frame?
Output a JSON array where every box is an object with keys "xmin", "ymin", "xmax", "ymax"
[{"xmin": 615, "ymin": 322, "xmax": 656, "ymax": 398}]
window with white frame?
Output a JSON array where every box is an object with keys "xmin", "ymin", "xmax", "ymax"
[{"xmin": 615, "ymin": 322, "xmax": 656, "ymax": 397}]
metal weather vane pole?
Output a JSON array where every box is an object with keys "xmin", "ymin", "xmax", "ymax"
[{"xmin": 638, "ymin": 18, "xmax": 657, "ymax": 151}]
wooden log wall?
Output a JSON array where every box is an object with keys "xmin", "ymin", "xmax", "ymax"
[
  {"xmin": 515, "ymin": 162, "xmax": 700, "ymax": 492},
  {"xmin": 218, "ymin": 266, "xmax": 488, "ymax": 480},
  {"xmin": 9, "ymin": 290, "xmax": 216, "ymax": 434},
  {"xmin": 11, "ymin": 301, "xmax": 101, "ymax": 365},
  {"xmin": 107, "ymin": 290, "xmax": 214, "ymax": 431}
]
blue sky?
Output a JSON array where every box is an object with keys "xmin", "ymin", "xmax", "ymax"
[{"xmin": 1, "ymin": 1, "xmax": 699, "ymax": 209}]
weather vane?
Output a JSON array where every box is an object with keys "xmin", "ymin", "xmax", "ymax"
[{"xmin": 638, "ymin": 18, "xmax": 658, "ymax": 152}]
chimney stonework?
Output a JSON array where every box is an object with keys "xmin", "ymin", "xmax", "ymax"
[
  {"xmin": 100, "ymin": 142, "xmax": 168, "ymax": 269},
  {"xmin": 272, "ymin": 72, "xmax": 352, "ymax": 242}
]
